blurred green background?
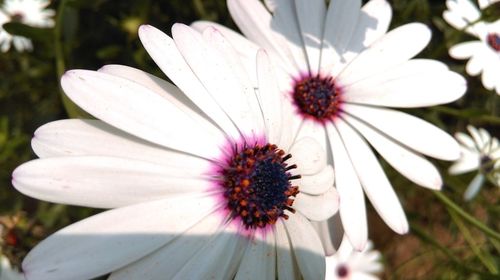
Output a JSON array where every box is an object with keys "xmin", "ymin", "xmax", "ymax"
[{"xmin": 0, "ymin": 0, "xmax": 499, "ymax": 279}]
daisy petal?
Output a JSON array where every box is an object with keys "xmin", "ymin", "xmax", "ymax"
[
  {"xmin": 172, "ymin": 224, "xmax": 246, "ymax": 280},
  {"xmin": 339, "ymin": 23, "xmax": 431, "ymax": 85},
  {"xmin": 294, "ymin": 187, "xmax": 339, "ymax": 221},
  {"xmin": 32, "ymin": 119, "xmax": 211, "ymax": 169},
  {"xmin": 172, "ymin": 24, "xmax": 264, "ymax": 138},
  {"xmin": 228, "ymin": 0, "xmax": 297, "ymax": 72},
  {"xmin": 327, "ymin": 123, "xmax": 368, "ymax": 250},
  {"xmin": 275, "ymin": 221, "xmax": 301, "ymax": 280},
  {"xmin": 321, "ymin": 0, "xmax": 361, "ymax": 74},
  {"xmin": 22, "ymin": 196, "xmax": 217, "ymax": 280},
  {"xmin": 61, "ymin": 70, "xmax": 224, "ymax": 159},
  {"xmin": 299, "ymin": 165, "xmax": 335, "ymax": 195},
  {"xmin": 289, "ymin": 137, "xmax": 327, "ymax": 175},
  {"xmin": 449, "ymin": 41, "xmax": 482, "ymax": 59},
  {"xmin": 257, "ymin": 49, "xmax": 283, "ymax": 145},
  {"xmin": 343, "ymin": 67, "xmax": 466, "ymax": 108},
  {"xmin": 12, "ymin": 156, "xmax": 212, "ymax": 208},
  {"xmin": 335, "ymin": 118, "xmax": 409, "ymax": 234},
  {"xmin": 294, "ymin": 0, "xmax": 326, "ymax": 73},
  {"xmin": 138, "ymin": 24, "xmax": 240, "ymax": 139},
  {"xmin": 464, "ymin": 173, "xmax": 485, "ymax": 201},
  {"xmin": 109, "ymin": 214, "xmax": 222, "ymax": 280},
  {"xmin": 234, "ymin": 232, "xmax": 276, "ymax": 280},
  {"xmin": 343, "ymin": 104, "xmax": 460, "ymax": 160},
  {"xmin": 285, "ymin": 212, "xmax": 326, "ymax": 279},
  {"xmin": 342, "ymin": 114, "xmax": 443, "ymax": 189},
  {"xmin": 342, "ymin": 0, "xmax": 393, "ymax": 65}
]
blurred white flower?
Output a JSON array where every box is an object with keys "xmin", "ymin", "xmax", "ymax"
[
  {"xmin": 450, "ymin": 126, "xmax": 500, "ymax": 200},
  {"xmin": 0, "ymin": 255, "xmax": 24, "ymax": 280},
  {"xmin": 444, "ymin": 0, "xmax": 500, "ymax": 94},
  {"xmin": 193, "ymin": 0, "xmax": 466, "ymax": 250},
  {"xmin": 0, "ymin": 0, "xmax": 55, "ymax": 52},
  {"xmin": 12, "ymin": 23, "xmax": 339, "ymax": 279},
  {"xmin": 325, "ymin": 236, "xmax": 383, "ymax": 280}
]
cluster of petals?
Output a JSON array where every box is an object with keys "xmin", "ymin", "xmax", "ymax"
[
  {"xmin": 444, "ymin": 0, "xmax": 500, "ymax": 94},
  {"xmin": 12, "ymin": 22, "xmax": 340, "ymax": 279},
  {"xmin": 450, "ymin": 126, "xmax": 500, "ymax": 200},
  {"xmin": 325, "ymin": 236, "xmax": 383, "ymax": 280},
  {"xmin": 192, "ymin": 0, "xmax": 466, "ymax": 250},
  {"xmin": 0, "ymin": 0, "xmax": 55, "ymax": 52}
]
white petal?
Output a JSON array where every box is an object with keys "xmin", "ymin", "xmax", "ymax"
[
  {"xmin": 138, "ymin": 25, "xmax": 240, "ymax": 139},
  {"xmin": 227, "ymin": 0, "xmax": 298, "ymax": 73},
  {"xmin": 320, "ymin": 0, "xmax": 361, "ymax": 74},
  {"xmin": 294, "ymin": 0, "xmax": 326, "ymax": 73},
  {"xmin": 172, "ymin": 24, "xmax": 264, "ymax": 138},
  {"xmin": 341, "ymin": 0, "xmax": 392, "ymax": 67},
  {"xmin": 12, "ymin": 156, "xmax": 212, "ymax": 208},
  {"xmin": 342, "ymin": 114, "xmax": 443, "ymax": 189},
  {"xmin": 338, "ymin": 23, "xmax": 431, "ymax": 85},
  {"xmin": 61, "ymin": 70, "xmax": 224, "ymax": 159},
  {"xmin": 294, "ymin": 187, "xmax": 339, "ymax": 221},
  {"xmin": 270, "ymin": 0, "xmax": 309, "ymax": 72},
  {"xmin": 109, "ymin": 214, "xmax": 222, "ymax": 280},
  {"xmin": 464, "ymin": 173, "xmax": 485, "ymax": 201},
  {"xmin": 32, "ymin": 120, "xmax": 211, "ymax": 170},
  {"xmin": 294, "ymin": 120, "xmax": 328, "ymax": 159},
  {"xmin": 22, "ymin": 196, "xmax": 217, "ymax": 280},
  {"xmin": 449, "ymin": 148, "xmax": 480, "ymax": 175},
  {"xmin": 284, "ymin": 212, "xmax": 326, "ymax": 279},
  {"xmin": 343, "ymin": 67, "xmax": 466, "ymax": 108},
  {"xmin": 172, "ymin": 224, "xmax": 246, "ymax": 280},
  {"xmin": 342, "ymin": 104, "xmax": 460, "ymax": 160},
  {"xmin": 327, "ymin": 123, "xmax": 368, "ymax": 250},
  {"xmin": 335, "ymin": 118, "xmax": 409, "ymax": 234},
  {"xmin": 299, "ymin": 165, "xmax": 335, "ymax": 195},
  {"xmin": 257, "ymin": 49, "xmax": 283, "ymax": 145},
  {"xmin": 275, "ymin": 221, "xmax": 301, "ymax": 280},
  {"xmin": 449, "ymin": 41, "xmax": 483, "ymax": 59},
  {"xmin": 289, "ymin": 137, "xmax": 327, "ymax": 175},
  {"xmin": 97, "ymin": 64, "xmax": 216, "ymax": 130},
  {"xmin": 234, "ymin": 232, "xmax": 276, "ymax": 280},
  {"xmin": 311, "ymin": 214, "xmax": 344, "ymax": 256},
  {"xmin": 455, "ymin": 131, "xmax": 476, "ymax": 150}
]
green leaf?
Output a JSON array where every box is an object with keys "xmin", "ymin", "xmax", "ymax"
[{"xmin": 2, "ymin": 22, "xmax": 53, "ymax": 43}]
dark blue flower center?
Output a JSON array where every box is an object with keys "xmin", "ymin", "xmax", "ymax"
[
  {"xmin": 487, "ymin": 33, "xmax": 500, "ymax": 52},
  {"xmin": 293, "ymin": 75, "xmax": 340, "ymax": 121},
  {"xmin": 336, "ymin": 264, "xmax": 349, "ymax": 278},
  {"xmin": 221, "ymin": 143, "xmax": 300, "ymax": 229}
]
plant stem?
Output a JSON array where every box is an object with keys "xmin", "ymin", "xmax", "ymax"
[
  {"xmin": 448, "ymin": 209, "xmax": 498, "ymax": 274},
  {"xmin": 433, "ymin": 191, "xmax": 500, "ymax": 241}
]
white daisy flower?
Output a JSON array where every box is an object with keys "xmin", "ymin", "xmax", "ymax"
[
  {"xmin": 325, "ymin": 236, "xmax": 383, "ymax": 280},
  {"xmin": 12, "ymin": 23, "xmax": 339, "ymax": 280},
  {"xmin": 192, "ymin": 0, "xmax": 466, "ymax": 249},
  {"xmin": 444, "ymin": 0, "xmax": 500, "ymax": 94},
  {"xmin": 0, "ymin": 255, "xmax": 25, "ymax": 280},
  {"xmin": 449, "ymin": 126, "xmax": 500, "ymax": 200},
  {"xmin": 0, "ymin": 0, "xmax": 55, "ymax": 52}
]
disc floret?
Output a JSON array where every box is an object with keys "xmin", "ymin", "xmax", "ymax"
[{"xmin": 219, "ymin": 143, "xmax": 300, "ymax": 229}]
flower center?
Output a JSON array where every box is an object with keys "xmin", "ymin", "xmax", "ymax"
[
  {"xmin": 480, "ymin": 155, "xmax": 494, "ymax": 173},
  {"xmin": 292, "ymin": 74, "xmax": 341, "ymax": 122},
  {"xmin": 9, "ymin": 12, "xmax": 24, "ymax": 22},
  {"xmin": 220, "ymin": 143, "xmax": 300, "ymax": 229},
  {"xmin": 487, "ymin": 33, "xmax": 500, "ymax": 52},
  {"xmin": 336, "ymin": 264, "xmax": 349, "ymax": 278}
]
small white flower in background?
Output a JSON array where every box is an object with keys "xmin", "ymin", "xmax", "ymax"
[
  {"xmin": 193, "ymin": 0, "xmax": 466, "ymax": 250},
  {"xmin": 325, "ymin": 236, "xmax": 383, "ymax": 280},
  {"xmin": 0, "ymin": 255, "xmax": 25, "ymax": 280},
  {"xmin": 12, "ymin": 23, "xmax": 339, "ymax": 279},
  {"xmin": 444, "ymin": 0, "xmax": 500, "ymax": 94},
  {"xmin": 0, "ymin": 0, "xmax": 55, "ymax": 52},
  {"xmin": 449, "ymin": 126, "xmax": 500, "ymax": 200}
]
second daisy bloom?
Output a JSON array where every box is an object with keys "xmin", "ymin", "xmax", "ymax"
[{"xmin": 193, "ymin": 0, "xmax": 467, "ymax": 250}]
